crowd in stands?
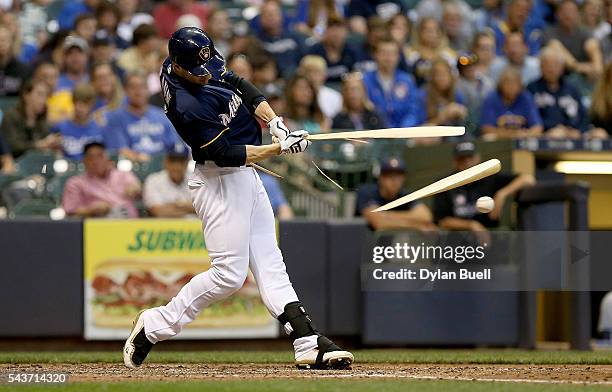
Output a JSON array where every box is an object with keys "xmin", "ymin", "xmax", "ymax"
[{"xmin": 0, "ymin": 0, "xmax": 611, "ymax": 218}]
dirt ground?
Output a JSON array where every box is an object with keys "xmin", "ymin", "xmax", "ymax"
[{"xmin": 2, "ymin": 363, "xmax": 612, "ymax": 385}]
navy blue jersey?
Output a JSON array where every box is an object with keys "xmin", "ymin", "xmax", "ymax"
[{"xmin": 160, "ymin": 58, "xmax": 262, "ymax": 165}]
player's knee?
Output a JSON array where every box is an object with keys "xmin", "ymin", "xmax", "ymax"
[{"xmin": 209, "ymin": 263, "xmax": 248, "ymax": 295}]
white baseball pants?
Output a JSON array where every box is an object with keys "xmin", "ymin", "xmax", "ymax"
[{"xmin": 142, "ymin": 163, "xmax": 303, "ymax": 343}]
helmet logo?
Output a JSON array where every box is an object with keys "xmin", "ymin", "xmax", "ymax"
[{"xmin": 199, "ymin": 47, "xmax": 210, "ymax": 62}]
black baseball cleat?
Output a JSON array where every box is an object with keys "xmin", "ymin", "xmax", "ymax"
[
  {"xmin": 295, "ymin": 335, "xmax": 354, "ymax": 370},
  {"xmin": 123, "ymin": 310, "xmax": 154, "ymax": 368}
]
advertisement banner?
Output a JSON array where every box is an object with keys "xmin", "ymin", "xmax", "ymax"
[{"xmin": 84, "ymin": 219, "xmax": 278, "ymax": 340}]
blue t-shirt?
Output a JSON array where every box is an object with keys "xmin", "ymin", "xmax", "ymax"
[
  {"xmin": 53, "ymin": 120, "xmax": 104, "ymax": 160},
  {"xmin": 260, "ymin": 173, "xmax": 288, "ymax": 215},
  {"xmin": 103, "ymin": 105, "xmax": 180, "ymax": 155},
  {"xmin": 355, "ymin": 182, "xmax": 421, "ymax": 216},
  {"xmin": 56, "ymin": 74, "xmax": 88, "ymax": 92},
  {"xmin": 480, "ymin": 90, "xmax": 543, "ymax": 130},
  {"xmin": 363, "ymin": 70, "xmax": 425, "ymax": 128}
]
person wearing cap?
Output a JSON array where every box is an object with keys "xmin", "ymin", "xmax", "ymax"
[
  {"xmin": 143, "ymin": 149, "xmax": 194, "ymax": 218},
  {"xmin": 355, "ymin": 157, "xmax": 436, "ymax": 231},
  {"xmin": 123, "ymin": 26, "xmax": 354, "ymax": 370},
  {"xmin": 62, "ymin": 141, "xmax": 141, "ymax": 218},
  {"xmin": 433, "ymin": 141, "xmax": 535, "ymax": 232},
  {"xmin": 57, "ymin": 36, "xmax": 90, "ymax": 92}
]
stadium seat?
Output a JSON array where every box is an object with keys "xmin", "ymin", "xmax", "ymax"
[
  {"xmin": 46, "ymin": 174, "xmax": 73, "ymax": 205},
  {"xmin": 132, "ymin": 153, "xmax": 165, "ymax": 182},
  {"xmin": 16, "ymin": 151, "xmax": 57, "ymax": 178},
  {"xmin": 8, "ymin": 198, "xmax": 55, "ymax": 218}
]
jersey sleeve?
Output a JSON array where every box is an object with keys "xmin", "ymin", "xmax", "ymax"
[{"xmin": 222, "ymin": 74, "xmax": 266, "ymax": 114}]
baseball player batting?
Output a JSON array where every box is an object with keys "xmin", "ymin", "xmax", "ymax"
[{"xmin": 123, "ymin": 27, "xmax": 354, "ymax": 370}]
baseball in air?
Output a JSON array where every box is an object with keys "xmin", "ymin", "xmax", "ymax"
[{"xmin": 476, "ymin": 196, "xmax": 495, "ymax": 213}]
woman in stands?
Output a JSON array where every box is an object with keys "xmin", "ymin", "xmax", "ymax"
[
  {"xmin": 1, "ymin": 80, "xmax": 61, "ymax": 158},
  {"xmin": 331, "ymin": 72, "xmax": 386, "ymax": 131},
  {"xmin": 480, "ymin": 67, "xmax": 543, "ymax": 139},
  {"xmin": 90, "ymin": 62, "xmax": 125, "ymax": 121},
  {"xmin": 404, "ymin": 17, "xmax": 456, "ymax": 86},
  {"xmin": 424, "ymin": 58, "xmax": 467, "ymax": 126},
  {"xmin": 284, "ymin": 73, "xmax": 329, "ymax": 134}
]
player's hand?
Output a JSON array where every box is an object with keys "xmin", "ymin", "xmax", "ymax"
[
  {"xmin": 280, "ymin": 130, "xmax": 311, "ymax": 155},
  {"xmin": 268, "ymin": 116, "xmax": 291, "ymax": 141}
]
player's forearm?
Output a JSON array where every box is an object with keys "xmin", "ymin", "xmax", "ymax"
[
  {"xmin": 254, "ymin": 101, "xmax": 277, "ymax": 124},
  {"xmin": 245, "ymin": 143, "xmax": 281, "ymax": 164}
]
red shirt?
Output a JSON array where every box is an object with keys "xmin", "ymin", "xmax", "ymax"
[{"xmin": 153, "ymin": 1, "xmax": 211, "ymax": 38}]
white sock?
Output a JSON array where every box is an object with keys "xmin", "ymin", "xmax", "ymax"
[{"xmin": 293, "ymin": 335, "xmax": 318, "ymax": 360}]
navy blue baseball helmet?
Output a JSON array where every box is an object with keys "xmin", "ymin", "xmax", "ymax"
[{"xmin": 168, "ymin": 27, "xmax": 226, "ymax": 78}]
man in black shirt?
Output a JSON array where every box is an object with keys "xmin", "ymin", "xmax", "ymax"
[
  {"xmin": 355, "ymin": 157, "xmax": 436, "ymax": 231},
  {"xmin": 433, "ymin": 141, "xmax": 535, "ymax": 233}
]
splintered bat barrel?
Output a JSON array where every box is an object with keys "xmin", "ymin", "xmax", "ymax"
[
  {"xmin": 305, "ymin": 126, "xmax": 465, "ymax": 141},
  {"xmin": 372, "ymin": 159, "xmax": 502, "ymax": 212}
]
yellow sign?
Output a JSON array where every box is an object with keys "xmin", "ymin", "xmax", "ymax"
[{"xmin": 83, "ymin": 219, "xmax": 278, "ymax": 340}]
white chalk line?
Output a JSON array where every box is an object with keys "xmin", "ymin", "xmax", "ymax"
[{"xmin": 312, "ymin": 372, "xmax": 612, "ymax": 385}]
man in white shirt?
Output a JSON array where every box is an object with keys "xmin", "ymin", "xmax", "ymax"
[{"xmin": 143, "ymin": 150, "xmax": 194, "ymax": 217}]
